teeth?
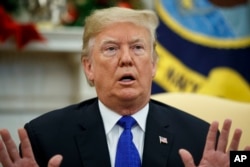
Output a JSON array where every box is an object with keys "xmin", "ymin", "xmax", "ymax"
[
  {"xmin": 120, "ymin": 76, "xmax": 134, "ymax": 81},
  {"xmin": 122, "ymin": 78, "xmax": 132, "ymax": 82}
]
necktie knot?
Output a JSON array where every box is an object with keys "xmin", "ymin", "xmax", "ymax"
[{"xmin": 117, "ymin": 116, "xmax": 137, "ymax": 130}]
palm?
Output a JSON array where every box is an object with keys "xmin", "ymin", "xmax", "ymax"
[
  {"xmin": 11, "ymin": 159, "xmax": 39, "ymax": 167},
  {"xmin": 198, "ymin": 151, "xmax": 229, "ymax": 167}
]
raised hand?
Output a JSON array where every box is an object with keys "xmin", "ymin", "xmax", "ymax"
[
  {"xmin": 0, "ymin": 128, "xmax": 62, "ymax": 167},
  {"xmin": 179, "ymin": 119, "xmax": 250, "ymax": 167}
]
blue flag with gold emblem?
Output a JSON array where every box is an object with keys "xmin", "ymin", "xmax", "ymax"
[{"xmin": 152, "ymin": 0, "xmax": 250, "ymax": 102}]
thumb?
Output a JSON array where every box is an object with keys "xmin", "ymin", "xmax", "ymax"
[
  {"xmin": 244, "ymin": 146, "xmax": 250, "ymax": 151},
  {"xmin": 179, "ymin": 149, "xmax": 196, "ymax": 167},
  {"xmin": 48, "ymin": 155, "xmax": 63, "ymax": 167}
]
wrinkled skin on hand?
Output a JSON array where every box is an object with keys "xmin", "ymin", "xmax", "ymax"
[{"xmin": 179, "ymin": 119, "xmax": 250, "ymax": 167}]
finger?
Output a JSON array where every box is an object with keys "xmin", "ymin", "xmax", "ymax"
[
  {"xmin": 0, "ymin": 137, "xmax": 13, "ymax": 167},
  {"xmin": 18, "ymin": 128, "xmax": 35, "ymax": 159},
  {"xmin": 179, "ymin": 149, "xmax": 196, "ymax": 167},
  {"xmin": 217, "ymin": 119, "xmax": 232, "ymax": 152},
  {"xmin": 203, "ymin": 121, "xmax": 219, "ymax": 152},
  {"xmin": 48, "ymin": 155, "xmax": 63, "ymax": 167},
  {"xmin": 0, "ymin": 129, "xmax": 20, "ymax": 161},
  {"xmin": 227, "ymin": 128, "xmax": 242, "ymax": 152}
]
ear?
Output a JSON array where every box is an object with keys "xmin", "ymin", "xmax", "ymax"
[
  {"xmin": 152, "ymin": 61, "xmax": 157, "ymax": 78},
  {"xmin": 151, "ymin": 51, "xmax": 158, "ymax": 78},
  {"xmin": 82, "ymin": 57, "xmax": 94, "ymax": 84}
]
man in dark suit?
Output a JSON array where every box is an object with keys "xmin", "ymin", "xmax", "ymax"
[{"xmin": 0, "ymin": 7, "xmax": 249, "ymax": 167}]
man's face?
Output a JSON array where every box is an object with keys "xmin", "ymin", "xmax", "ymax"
[{"xmin": 83, "ymin": 22, "xmax": 156, "ymax": 106}]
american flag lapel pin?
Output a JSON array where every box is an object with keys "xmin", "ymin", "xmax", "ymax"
[{"xmin": 159, "ymin": 136, "xmax": 168, "ymax": 144}]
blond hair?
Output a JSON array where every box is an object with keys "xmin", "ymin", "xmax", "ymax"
[{"xmin": 81, "ymin": 7, "xmax": 159, "ymax": 61}]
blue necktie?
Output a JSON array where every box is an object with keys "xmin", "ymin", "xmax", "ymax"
[{"xmin": 115, "ymin": 116, "xmax": 141, "ymax": 167}]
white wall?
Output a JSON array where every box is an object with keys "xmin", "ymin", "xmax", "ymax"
[{"xmin": 0, "ymin": 38, "xmax": 96, "ymax": 147}]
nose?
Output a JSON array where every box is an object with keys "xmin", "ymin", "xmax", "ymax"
[{"xmin": 119, "ymin": 47, "xmax": 133, "ymax": 67}]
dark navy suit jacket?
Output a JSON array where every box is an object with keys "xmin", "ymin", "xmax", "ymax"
[{"xmin": 24, "ymin": 98, "xmax": 210, "ymax": 167}]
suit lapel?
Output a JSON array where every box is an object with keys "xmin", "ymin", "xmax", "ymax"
[
  {"xmin": 74, "ymin": 99, "xmax": 111, "ymax": 167},
  {"xmin": 142, "ymin": 100, "xmax": 174, "ymax": 167}
]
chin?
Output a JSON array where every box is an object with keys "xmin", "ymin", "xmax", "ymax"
[
  {"xmin": 118, "ymin": 90, "xmax": 139, "ymax": 99},
  {"xmin": 118, "ymin": 89, "xmax": 147, "ymax": 101}
]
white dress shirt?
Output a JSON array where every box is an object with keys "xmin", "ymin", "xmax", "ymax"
[{"xmin": 98, "ymin": 100, "xmax": 149, "ymax": 167}]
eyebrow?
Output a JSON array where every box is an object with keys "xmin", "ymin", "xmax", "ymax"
[
  {"xmin": 99, "ymin": 37, "xmax": 118, "ymax": 46},
  {"xmin": 99, "ymin": 36, "xmax": 146, "ymax": 46},
  {"xmin": 129, "ymin": 37, "xmax": 146, "ymax": 44}
]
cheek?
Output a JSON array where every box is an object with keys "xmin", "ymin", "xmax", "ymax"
[
  {"xmin": 139, "ymin": 57, "xmax": 156, "ymax": 74},
  {"xmin": 93, "ymin": 60, "xmax": 117, "ymax": 79},
  {"xmin": 138, "ymin": 63, "xmax": 155, "ymax": 84}
]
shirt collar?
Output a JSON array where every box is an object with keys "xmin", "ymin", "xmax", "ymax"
[{"xmin": 98, "ymin": 100, "xmax": 149, "ymax": 134}]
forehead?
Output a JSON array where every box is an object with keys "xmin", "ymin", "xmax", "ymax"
[{"xmin": 95, "ymin": 22, "xmax": 151, "ymax": 44}]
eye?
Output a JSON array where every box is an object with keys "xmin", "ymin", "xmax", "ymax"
[
  {"xmin": 102, "ymin": 45, "xmax": 119, "ymax": 57},
  {"xmin": 131, "ymin": 44, "xmax": 145, "ymax": 55}
]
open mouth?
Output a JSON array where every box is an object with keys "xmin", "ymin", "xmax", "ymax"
[{"xmin": 119, "ymin": 75, "xmax": 135, "ymax": 82}]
